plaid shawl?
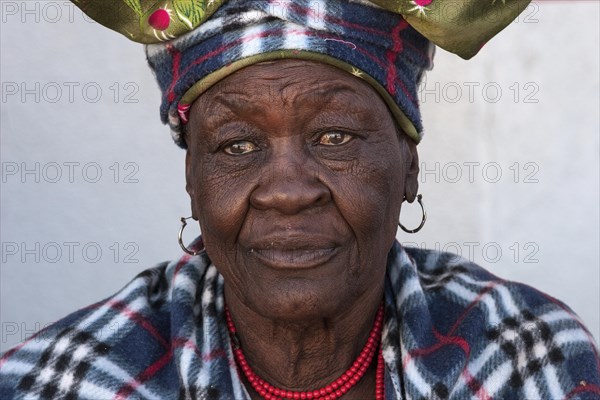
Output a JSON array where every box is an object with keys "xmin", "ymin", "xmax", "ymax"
[{"xmin": 1, "ymin": 240, "xmax": 599, "ymax": 399}]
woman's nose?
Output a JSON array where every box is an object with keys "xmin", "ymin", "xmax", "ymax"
[{"xmin": 249, "ymin": 156, "xmax": 332, "ymax": 215}]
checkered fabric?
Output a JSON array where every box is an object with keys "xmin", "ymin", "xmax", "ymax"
[
  {"xmin": 485, "ymin": 310, "xmax": 566, "ymax": 389},
  {"xmin": 145, "ymin": 0, "xmax": 434, "ymax": 147},
  {"xmin": 1, "ymin": 239, "xmax": 599, "ymax": 399},
  {"xmin": 16, "ymin": 328, "xmax": 109, "ymax": 399}
]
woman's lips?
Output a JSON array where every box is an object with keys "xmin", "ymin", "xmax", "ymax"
[
  {"xmin": 250, "ymin": 247, "xmax": 338, "ymax": 269},
  {"xmin": 243, "ymin": 236, "xmax": 340, "ymax": 270}
]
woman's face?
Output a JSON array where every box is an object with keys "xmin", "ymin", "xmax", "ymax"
[{"xmin": 186, "ymin": 59, "xmax": 418, "ymax": 321}]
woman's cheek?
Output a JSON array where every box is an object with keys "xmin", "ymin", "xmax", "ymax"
[
  {"xmin": 344, "ymin": 156, "xmax": 399, "ymax": 221},
  {"xmin": 196, "ymin": 158, "xmax": 254, "ymax": 248}
]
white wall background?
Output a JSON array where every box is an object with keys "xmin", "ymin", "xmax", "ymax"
[{"xmin": 1, "ymin": 1, "xmax": 598, "ymax": 352}]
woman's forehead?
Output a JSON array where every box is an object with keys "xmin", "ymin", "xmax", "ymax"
[{"xmin": 196, "ymin": 59, "xmax": 381, "ymax": 107}]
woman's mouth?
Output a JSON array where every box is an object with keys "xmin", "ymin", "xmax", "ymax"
[
  {"xmin": 243, "ymin": 234, "xmax": 340, "ymax": 270},
  {"xmin": 249, "ymin": 246, "xmax": 338, "ymax": 270}
]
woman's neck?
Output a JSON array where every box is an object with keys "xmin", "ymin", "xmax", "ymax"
[{"xmin": 224, "ymin": 285, "xmax": 384, "ymax": 397}]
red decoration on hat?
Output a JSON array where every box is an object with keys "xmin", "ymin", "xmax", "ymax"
[{"xmin": 149, "ymin": 9, "xmax": 171, "ymax": 31}]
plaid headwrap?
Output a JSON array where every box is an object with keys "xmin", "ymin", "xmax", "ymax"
[
  {"xmin": 1, "ymin": 240, "xmax": 599, "ymax": 399},
  {"xmin": 71, "ymin": 0, "xmax": 531, "ymax": 147},
  {"xmin": 146, "ymin": 0, "xmax": 434, "ymax": 147}
]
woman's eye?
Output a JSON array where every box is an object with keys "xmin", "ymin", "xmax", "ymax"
[
  {"xmin": 223, "ymin": 141, "xmax": 259, "ymax": 155},
  {"xmin": 318, "ymin": 132, "xmax": 354, "ymax": 146}
]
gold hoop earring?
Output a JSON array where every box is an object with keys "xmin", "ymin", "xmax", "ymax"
[
  {"xmin": 398, "ymin": 194, "xmax": 427, "ymax": 234},
  {"xmin": 178, "ymin": 216, "xmax": 205, "ymax": 256}
]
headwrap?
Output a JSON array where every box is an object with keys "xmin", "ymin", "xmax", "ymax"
[{"xmin": 71, "ymin": 0, "xmax": 531, "ymax": 147}]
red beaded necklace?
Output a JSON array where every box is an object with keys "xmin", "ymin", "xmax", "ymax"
[{"xmin": 225, "ymin": 304, "xmax": 385, "ymax": 400}]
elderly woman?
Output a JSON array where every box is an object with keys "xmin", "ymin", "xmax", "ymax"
[{"xmin": 1, "ymin": 0, "xmax": 599, "ymax": 399}]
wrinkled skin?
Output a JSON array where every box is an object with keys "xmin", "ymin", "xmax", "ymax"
[{"xmin": 185, "ymin": 59, "xmax": 419, "ymax": 398}]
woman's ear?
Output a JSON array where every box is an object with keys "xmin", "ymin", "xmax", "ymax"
[
  {"xmin": 403, "ymin": 139, "xmax": 420, "ymax": 203},
  {"xmin": 185, "ymin": 149, "xmax": 199, "ymax": 220}
]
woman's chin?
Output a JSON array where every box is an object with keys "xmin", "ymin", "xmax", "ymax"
[
  {"xmin": 220, "ymin": 245, "xmax": 382, "ymax": 323},
  {"xmin": 241, "ymin": 277, "xmax": 355, "ymax": 323}
]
